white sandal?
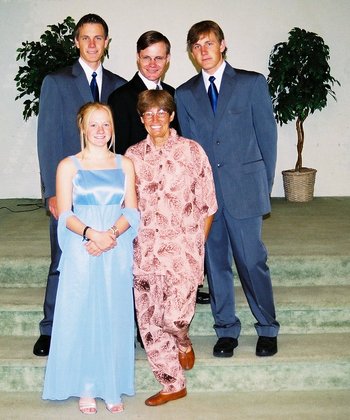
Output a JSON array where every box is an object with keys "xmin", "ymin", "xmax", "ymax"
[
  {"xmin": 106, "ymin": 402, "xmax": 124, "ymax": 413},
  {"xmin": 79, "ymin": 397, "xmax": 97, "ymax": 415}
]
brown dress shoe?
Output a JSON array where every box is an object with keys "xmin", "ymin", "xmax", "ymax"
[
  {"xmin": 145, "ymin": 388, "xmax": 187, "ymax": 406},
  {"xmin": 178, "ymin": 346, "xmax": 195, "ymax": 370}
]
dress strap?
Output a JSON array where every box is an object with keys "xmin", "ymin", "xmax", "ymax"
[
  {"xmin": 69, "ymin": 155, "xmax": 82, "ymax": 170},
  {"xmin": 116, "ymin": 154, "xmax": 122, "ymax": 168}
]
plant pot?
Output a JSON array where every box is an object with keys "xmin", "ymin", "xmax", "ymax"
[{"xmin": 282, "ymin": 168, "xmax": 317, "ymax": 202}]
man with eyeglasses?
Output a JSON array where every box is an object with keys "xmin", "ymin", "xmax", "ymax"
[
  {"xmin": 108, "ymin": 30, "xmax": 179, "ymax": 155},
  {"xmin": 108, "ymin": 31, "xmax": 180, "ymax": 349}
]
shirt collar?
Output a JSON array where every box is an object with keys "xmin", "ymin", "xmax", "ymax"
[
  {"xmin": 202, "ymin": 61, "xmax": 226, "ymax": 92},
  {"xmin": 144, "ymin": 128, "xmax": 178, "ymax": 154},
  {"xmin": 138, "ymin": 71, "xmax": 161, "ymax": 90},
  {"xmin": 79, "ymin": 58, "xmax": 103, "ymax": 81}
]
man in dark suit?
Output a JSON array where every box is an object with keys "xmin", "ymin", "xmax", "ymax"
[
  {"xmin": 108, "ymin": 30, "xmax": 179, "ymax": 155},
  {"xmin": 34, "ymin": 13, "xmax": 126, "ymax": 356},
  {"xmin": 108, "ymin": 31, "xmax": 209, "ymax": 306},
  {"xmin": 176, "ymin": 20, "xmax": 280, "ymax": 358}
]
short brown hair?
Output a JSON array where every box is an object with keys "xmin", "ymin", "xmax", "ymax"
[
  {"xmin": 187, "ymin": 20, "xmax": 227, "ymax": 58},
  {"xmin": 137, "ymin": 90, "xmax": 175, "ymax": 116},
  {"xmin": 137, "ymin": 31, "xmax": 171, "ymax": 55},
  {"xmin": 74, "ymin": 14, "xmax": 109, "ymax": 40},
  {"xmin": 77, "ymin": 102, "xmax": 115, "ymax": 152}
]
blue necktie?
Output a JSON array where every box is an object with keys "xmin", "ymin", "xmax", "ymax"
[
  {"xmin": 90, "ymin": 72, "xmax": 99, "ymax": 102},
  {"xmin": 208, "ymin": 76, "xmax": 218, "ymax": 113}
]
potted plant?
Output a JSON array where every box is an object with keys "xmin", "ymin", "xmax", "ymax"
[
  {"xmin": 267, "ymin": 27, "xmax": 340, "ymax": 202},
  {"xmin": 14, "ymin": 16, "xmax": 79, "ymax": 121}
]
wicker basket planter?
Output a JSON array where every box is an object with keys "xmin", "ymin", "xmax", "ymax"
[{"xmin": 282, "ymin": 168, "xmax": 317, "ymax": 202}]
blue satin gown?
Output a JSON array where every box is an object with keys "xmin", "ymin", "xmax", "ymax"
[{"xmin": 42, "ymin": 154, "xmax": 139, "ymax": 404}]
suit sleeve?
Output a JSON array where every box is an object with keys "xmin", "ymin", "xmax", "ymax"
[
  {"xmin": 37, "ymin": 75, "xmax": 64, "ymax": 199},
  {"xmin": 108, "ymin": 90, "xmax": 133, "ymax": 155},
  {"xmin": 196, "ymin": 146, "xmax": 218, "ymax": 216},
  {"xmin": 175, "ymin": 89, "xmax": 192, "ymax": 139},
  {"xmin": 252, "ymin": 75, "xmax": 277, "ymax": 193}
]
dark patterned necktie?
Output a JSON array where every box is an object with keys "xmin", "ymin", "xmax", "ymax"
[
  {"xmin": 90, "ymin": 72, "xmax": 99, "ymax": 102},
  {"xmin": 208, "ymin": 75, "xmax": 219, "ymax": 113}
]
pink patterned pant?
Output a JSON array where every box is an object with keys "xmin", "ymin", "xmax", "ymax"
[{"xmin": 134, "ymin": 274, "xmax": 197, "ymax": 392}]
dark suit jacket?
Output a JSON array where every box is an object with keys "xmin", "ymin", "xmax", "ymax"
[
  {"xmin": 108, "ymin": 72, "xmax": 179, "ymax": 154},
  {"xmin": 37, "ymin": 60, "xmax": 126, "ymax": 199},
  {"xmin": 175, "ymin": 62, "xmax": 277, "ymax": 219}
]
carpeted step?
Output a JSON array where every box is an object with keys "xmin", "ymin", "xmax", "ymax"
[
  {"xmin": 1, "ymin": 255, "xmax": 349, "ymax": 288},
  {"xmin": 0, "ymin": 198, "xmax": 349, "ymax": 403},
  {"xmin": 1, "ymin": 286, "xmax": 349, "ymax": 337},
  {"xmin": 1, "ymin": 389, "xmax": 349, "ymax": 419},
  {"xmin": 0, "ymin": 334, "xmax": 349, "ymax": 393}
]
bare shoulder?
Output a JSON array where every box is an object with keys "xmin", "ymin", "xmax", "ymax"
[
  {"xmin": 57, "ymin": 155, "xmax": 76, "ymax": 175},
  {"xmin": 120, "ymin": 155, "xmax": 135, "ymax": 173}
]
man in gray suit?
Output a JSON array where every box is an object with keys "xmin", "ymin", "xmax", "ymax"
[
  {"xmin": 34, "ymin": 13, "xmax": 126, "ymax": 356},
  {"xmin": 176, "ymin": 20, "xmax": 279, "ymax": 358}
]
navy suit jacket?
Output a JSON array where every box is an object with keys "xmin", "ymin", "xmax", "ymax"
[
  {"xmin": 108, "ymin": 72, "xmax": 179, "ymax": 154},
  {"xmin": 175, "ymin": 62, "xmax": 277, "ymax": 219},
  {"xmin": 37, "ymin": 60, "xmax": 126, "ymax": 199}
]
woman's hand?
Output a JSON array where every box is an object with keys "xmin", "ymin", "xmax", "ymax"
[
  {"xmin": 84, "ymin": 240, "xmax": 103, "ymax": 256},
  {"xmin": 85, "ymin": 229, "xmax": 117, "ymax": 255}
]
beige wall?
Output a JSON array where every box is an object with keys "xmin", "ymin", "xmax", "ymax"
[{"xmin": 1, "ymin": 0, "xmax": 349, "ymax": 198}]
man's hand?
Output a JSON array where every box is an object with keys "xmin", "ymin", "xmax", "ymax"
[{"xmin": 48, "ymin": 196, "xmax": 58, "ymax": 220}]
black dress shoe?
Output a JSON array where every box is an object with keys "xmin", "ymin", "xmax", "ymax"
[
  {"xmin": 33, "ymin": 334, "xmax": 51, "ymax": 356},
  {"xmin": 256, "ymin": 336, "xmax": 278, "ymax": 357},
  {"xmin": 196, "ymin": 291, "xmax": 210, "ymax": 304},
  {"xmin": 213, "ymin": 337, "xmax": 238, "ymax": 358}
]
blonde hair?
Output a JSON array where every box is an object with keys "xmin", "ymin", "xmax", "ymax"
[{"xmin": 77, "ymin": 102, "xmax": 115, "ymax": 153}]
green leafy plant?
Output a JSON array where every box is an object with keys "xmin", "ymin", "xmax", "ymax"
[
  {"xmin": 267, "ymin": 27, "xmax": 340, "ymax": 172},
  {"xmin": 15, "ymin": 16, "xmax": 78, "ymax": 120}
]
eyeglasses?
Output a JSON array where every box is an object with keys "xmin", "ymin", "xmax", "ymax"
[
  {"xmin": 142, "ymin": 110, "xmax": 169, "ymax": 120},
  {"xmin": 138, "ymin": 55, "xmax": 167, "ymax": 65}
]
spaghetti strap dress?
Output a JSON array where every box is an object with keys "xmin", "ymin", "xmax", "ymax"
[{"xmin": 42, "ymin": 154, "xmax": 139, "ymax": 404}]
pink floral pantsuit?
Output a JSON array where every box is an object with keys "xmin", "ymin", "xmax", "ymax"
[{"xmin": 126, "ymin": 129, "xmax": 217, "ymax": 392}]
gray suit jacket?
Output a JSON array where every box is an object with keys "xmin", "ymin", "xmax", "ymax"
[
  {"xmin": 175, "ymin": 62, "xmax": 277, "ymax": 219},
  {"xmin": 37, "ymin": 60, "xmax": 126, "ymax": 199}
]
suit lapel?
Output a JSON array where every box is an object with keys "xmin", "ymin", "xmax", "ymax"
[
  {"xmin": 101, "ymin": 68, "xmax": 115, "ymax": 102},
  {"xmin": 213, "ymin": 63, "xmax": 238, "ymax": 128},
  {"xmin": 132, "ymin": 73, "xmax": 147, "ymax": 92},
  {"xmin": 72, "ymin": 61, "xmax": 93, "ymax": 103},
  {"xmin": 191, "ymin": 74, "xmax": 215, "ymax": 122}
]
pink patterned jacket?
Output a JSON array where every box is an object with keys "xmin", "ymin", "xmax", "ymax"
[{"xmin": 125, "ymin": 129, "xmax": 218, "ymax": 285}]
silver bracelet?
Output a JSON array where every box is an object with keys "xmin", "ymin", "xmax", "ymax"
[{"xmin": 109, "ymin": 225, "xmax": 120, "ymax": 238}]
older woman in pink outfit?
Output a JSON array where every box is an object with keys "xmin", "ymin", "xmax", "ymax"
[{"xmin": 126, "ymin": 90, "xmax": 217, "ymax": 406}]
